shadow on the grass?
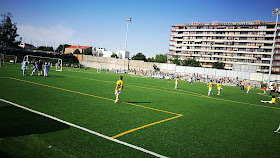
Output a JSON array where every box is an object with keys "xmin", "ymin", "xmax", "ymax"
[
  {"xmin": 0, "ymin": 149, "xmax": 12, "ymax": 158},
  {"xmin": 0, "ymin": 106, "xmax": 70, "ymax": 138}
]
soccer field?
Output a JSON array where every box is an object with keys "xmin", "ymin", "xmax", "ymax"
[{"xmin": 0, "ymin": 63, "xmax": 280, "ymax": 158}]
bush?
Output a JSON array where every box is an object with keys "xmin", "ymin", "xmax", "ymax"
[
  {"xmin": 83, "ymin": 49, "xmax": 92, "ymax": 55},
  {"xmin": 111, "ymin": 54, "xmax": 118, "ymax": 58},
  {"xmin": 73, "ymin": 49, "xmax": 81, "ymax": 54}
]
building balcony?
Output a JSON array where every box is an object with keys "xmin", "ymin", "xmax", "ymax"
[
  {"xmin": 171, "ymin": 43, "xmax": 272, "ymax": 49},
  {"xmin": 170, "ymin": 38, "xmax": 274, "ymax": 44},
  {"xmin": 172, "ymin": 33, "xmax": 274, "ymax": 38},
  {"xmin": 169, "ymin": 48, "xmax": 272, "ymax": 55},
  {"xmin": 256, "ymin": 68, "xmax": 269, "ymax": 72},
  {"xmin": 170, "ymin": 52, "xmax": 272, "ymax": 61},
  {"xmin": 171, "ymin": 28, "xmax": 276, "ymax": 32},
  {"xmin": 168, "ymin": 55, "xmax": 271, "ymax": 67}
]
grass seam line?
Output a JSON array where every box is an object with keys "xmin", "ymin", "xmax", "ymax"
[{"xmin": 0, "ymin": 98, "xmax": 168, "ymax": 158}]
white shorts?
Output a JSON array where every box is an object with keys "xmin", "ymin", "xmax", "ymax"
[
  {"xmin": 175, "ymin": 82, "xmax": 178, "ymax": 86},
  {"xmin": 209, "ymin": 88, "xmax": 212, "ymax": 92},
  {"xmin": 115, "ymin": 90, "xmax": 121, "ymax": 96}
]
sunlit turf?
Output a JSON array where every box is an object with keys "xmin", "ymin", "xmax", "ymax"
[{"xmin": 0, "ymin": 63, "xmax": 280, "ymax": 157}]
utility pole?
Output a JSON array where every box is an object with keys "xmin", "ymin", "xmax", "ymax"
[
  {"xmin": 123, "ymin": 18, "xmax": 132, "ymax": 73},
  {"xmin": 268, "ymin": 8, "xmax": 279, "ymax": 86}
]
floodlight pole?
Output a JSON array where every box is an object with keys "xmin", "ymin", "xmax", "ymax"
[
  {"xmin": 62, "ymin": 44, "xmax": 65, "ymax": 54},
  {"xmin": 268, "ymin": 8, "xmax": 279, "ymax": 86},
  {"xmin": 123, "ymin": 18, "xmax": 131, "ymax": 73}
]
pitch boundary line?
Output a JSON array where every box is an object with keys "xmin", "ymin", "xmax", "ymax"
[
  {"xmin": 0, "ymin": 98, "xmax": 168, "ymax": 158},
  {"xmin": 60, "ymin": 74, "xmax": 280, "ymax": 110},
  {"xmin": 6, "ymin": 77, "xmax": 183, "ymax": 139}
]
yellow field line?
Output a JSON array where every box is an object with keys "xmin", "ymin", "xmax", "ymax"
[
  {"xmin": 61, "ymin": 74, "xmax": 280, "ymax": 110},
  {"xmin": 142, "ymin": 87, "xmax": 280, "ymax": 110},
  {"xmin": 8, "ymin": 77, "xmax": 115, "ymax": 101},
  {"xmin": 6, "ymin": 77, "xmax": 183, "ymax": 138}
]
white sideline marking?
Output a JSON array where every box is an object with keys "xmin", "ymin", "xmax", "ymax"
[{"xmin": 0, "ymin": 98, "xmax": 167, "ymax": 158}]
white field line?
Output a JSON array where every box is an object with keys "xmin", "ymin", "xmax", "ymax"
[
  {"xmin": 65, "ymin": 69, "xmax": 146, "ymax": 78},
  {"xmin": 0, "ymin": 98, "xmax": 168, "ymax": 158}
]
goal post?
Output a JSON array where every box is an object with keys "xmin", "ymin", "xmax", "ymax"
[
  {"xmin": 3, "ymin": 55, "xmax": 17, "ymax": 64},
  {"xmin": 0, "ymin": 54, "xmax": 4, "ymax": 67},
  {"xmin": 24, "ymin": 55, "xmax": 63, "ymax": 71}
]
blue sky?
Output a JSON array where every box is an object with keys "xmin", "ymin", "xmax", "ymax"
[{"xmin": 1, "ymin": 0, "xmax": 280, "ymax": 57}]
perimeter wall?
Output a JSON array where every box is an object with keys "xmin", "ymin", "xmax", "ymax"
[{"xmin": 77, "ymin": 55, "xmax": 280, "ymax": 82}]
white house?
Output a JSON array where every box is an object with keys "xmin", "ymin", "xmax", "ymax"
[
  {"xmin": 96, "ymin": 48, "xmax": 116, "ymax": 57},
  {"xmin": 95, "ymin": 48, "xmax": 130, "ymax": 59},
  {"xmin": 116, "ymin": 50, "xmax": 130, "ymax": 59}
]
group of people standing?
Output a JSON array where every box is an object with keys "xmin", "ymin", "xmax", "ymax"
[
  {"xmin": 240, "ymin": 80, "xmax": 252, "ymax": 94},
  {"xmin": 21, "ymin": 59, "xmax": 49, "ymax": 77},
  {"xmin": 173, "ymin": 78, "xmax": 223, "ymax": 96},
  {"xmin": 207, "ymin": 80, "xmax": 222, "ymax": 96}
]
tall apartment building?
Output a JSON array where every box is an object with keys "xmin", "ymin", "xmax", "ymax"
[{"xmin": 169, "ymin": 20, "xmax": 280, "ymax": 72}]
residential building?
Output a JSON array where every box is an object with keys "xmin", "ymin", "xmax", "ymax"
[
  {"xmin": 64, "ymin": 45, "xmax": 92, "ymax": 54},
  {"xmin": 116, "ymin": 50, "xmax": 130, "ymax": 59},
  {"xmin": 169, "ymin": 20, "xmax": 280, "ymax": 72},
  {"xmin": 18, "ymin": 43, "xmax": 35, "ymax": 50},
  {"xmin": 96, "ymin": 48, "xmax": 115, "ymax": 57}
]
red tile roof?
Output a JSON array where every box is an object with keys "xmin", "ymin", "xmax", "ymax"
[{"xmin": 66, "ymin": 46, "xmax": 92, "ymax": 49}]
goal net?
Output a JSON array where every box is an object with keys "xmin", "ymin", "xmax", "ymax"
[
  {"xmin": 97, "ymin": 63, "xmax": 109, "ymax": 73},
  {"xmin": 3, "ymin": 55, "xmax": 17, "ymax": 64},
  {"xmin": 23, "ymin": 55, "xmax": 63, "ymax": 71}
]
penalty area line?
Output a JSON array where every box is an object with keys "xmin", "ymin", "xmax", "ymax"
[{"xmin": 0, "ymin": 98, "xmax": 168, "ymax": 158}]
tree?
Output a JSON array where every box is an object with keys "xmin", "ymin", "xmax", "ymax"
[
  {"xmin": 73, "ymin": 49, "xmax": 81, "ymax": 54},
  {"xmin": 0, "ymin": 12, "xmax": 19, "ymax": 48},
  {"xmin": 36, "ymin": 46, "xmax": 53, "ymax": 51},
  {"xmin": 147, "ymin": 57, "xmax": 155, "ymax": 62},
  {"xmin": 170, "ymin": 55, "xmax": 181, "ymax": 65},
  {"xmin": 212, "ymin": 62, "xmax": 225, "ymax": 69},
  {"xmin": 55, "ymin": 44, "xmax": 71, "ymax": 53},
  {"xmin": 154, "ymin": 54, "xmax": 167, "ymax": 63},
  {"xmin": 111, "ymin": 54, "xmax": 118, "ymax": 58},
  {"xmin": 170, "ymin": 58, "xmax": 181, "ymax": 65},
  {"xmin": 131, "ymin": 52, "xmax": 147, "ymax": 62},
  {"xmin": 46, "ymin": 46, "xmax": 54, "ymax": 51},
  {"xmin": 181, "ymin": 59, "xmax": 201, "ymax": 67},
  {"xmin": 84, "ymin": 49, "xmax": 92, "ymax": 55}
]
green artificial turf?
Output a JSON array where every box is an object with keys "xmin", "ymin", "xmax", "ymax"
[{"xmin": 0, "ymin": 63, "xmax": 280, "ymax": 157}]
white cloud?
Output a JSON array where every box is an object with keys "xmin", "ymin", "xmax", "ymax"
[{"xmin": 17, "ymin": 24, "xmax": 78, "ymax": 47}]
